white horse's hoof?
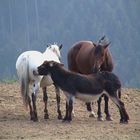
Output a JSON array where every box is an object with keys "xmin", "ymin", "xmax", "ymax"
[{"xmin": 89, "ymin": 111, "xmax": 96, "ymax": 118}]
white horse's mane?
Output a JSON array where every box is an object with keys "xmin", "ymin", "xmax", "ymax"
[{"xmin": 45, "ymin": 43, "xmax": 61, "ymax": 59}]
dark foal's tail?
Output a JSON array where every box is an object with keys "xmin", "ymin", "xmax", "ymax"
[
  {"xmin": 102, "ymin": 72, "xmax": 129, "ymax": 123},
  {"xmin": 101, "ymin": 71, "xmax": 121, "ymax": 93}
]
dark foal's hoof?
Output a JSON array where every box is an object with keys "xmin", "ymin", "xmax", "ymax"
[
  {"xmin": 120, "ymin": 119, "xmax": 128, "ymax": 124},
  {"xmin": 30, "ymin": 113, "xmax": 38, "ymax": 122},
  {"xmin": 58, "ymin": 114, "xmax": 62, "ymax": 120},
  {"xmin": 62, "ymin": 120, "xmax": 71, "ymax": 123},
  {"xmin": 33, "ymin": 117, "xmax": 38, "ymax": 122},
  {"xmin": 62, "ymin": 117, "xmax": 72, "ymax": 123},
  {"xmin": 106, "ymin": 116, "xmax": 113, "ymax": 121},
  {"xmin": 31, "ymin": 116, "xmax": 38, "ymax": 122}
]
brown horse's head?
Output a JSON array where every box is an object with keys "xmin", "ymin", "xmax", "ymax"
[{"xmin": 92, "ymin": 42, "xmax": 110, "ymax": 73}]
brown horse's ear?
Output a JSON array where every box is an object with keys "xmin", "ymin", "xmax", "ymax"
[
  {"xmin": 92, "ymin": 42, "xmax": 96, "ymax": 47},
  {"xmin": 98, "ymin": 35, "xmax": 106, "ymax": 44},
  {"xmin": 104, "ymin": 42, "xmax": 111, "ymax": 49},
  {"xmin": 59, "ymin": 44, "xmax": 63, "ymax": 50}
]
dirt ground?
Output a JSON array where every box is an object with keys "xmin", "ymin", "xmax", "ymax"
[{"xmin": 0, "ymin": 82, "xmax": 140, "ymax": 140}]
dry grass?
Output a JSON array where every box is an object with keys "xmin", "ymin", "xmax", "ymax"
[{"xmin": 0, "ymin": 83, "xmax": 140, "ymax": 140}]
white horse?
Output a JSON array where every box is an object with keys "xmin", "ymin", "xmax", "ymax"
[{"xmin": 16, "ymin": 44, "xmax": 63, "ymax": 121}]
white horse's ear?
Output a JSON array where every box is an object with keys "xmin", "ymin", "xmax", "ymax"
[{"xmin": 59, "ymin": 44, "xmax": 63, "ymax": 50}]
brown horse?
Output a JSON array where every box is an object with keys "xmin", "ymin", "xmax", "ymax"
[{"xmin": 67, "ymin": 36, "xmax": 114, "ymax": 121}]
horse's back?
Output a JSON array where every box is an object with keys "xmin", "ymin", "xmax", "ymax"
[
  {"xmin": 68, "ymin": 41, "xmax": 95, "ymax": 73},
  {"xmin": 16, "ymin": 51, "xmax": 43, "ymax": 82}
]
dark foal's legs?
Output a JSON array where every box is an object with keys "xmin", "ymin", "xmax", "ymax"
[
  {"xmin": 97, "ymin": 97, "xmax": 103, "ymax": 121},
  {"xmin": 110, "ymin": 93, "xmax": 129, "ymax": 123},
  {"xmin": 42, "ymin": 87, "xmax": 49, "ymax": 120},
  {"xmin": 63, "ymin": 97, "xmax": 73, "ymax": 122},
  {"xmin": 104, "ymin": 95, "xmax": 112, "ymax": 121},
  {"xmin": 31, "ymin": 92, "xmax": 38, "ymax": 121},
  {"xmin": 54, "ymin": 84, "xmax": 62, "ymax": 119},
  {"xmin": 63, "ymin": 101, "xmax": 69, "ymax": 121}
]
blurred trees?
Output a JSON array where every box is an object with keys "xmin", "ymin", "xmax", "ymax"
[{"xmin": 0, "ymin": 0, "xmax": 139, "ymax": 87}]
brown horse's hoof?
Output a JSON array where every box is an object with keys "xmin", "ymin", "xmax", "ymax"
[
  {"xmin": 106, "ymin": 116, "xmax": 113, "ymax": 121},
  {"xmin": 97, "ymin": 117, "xmax": 104, "ymax": 121}
]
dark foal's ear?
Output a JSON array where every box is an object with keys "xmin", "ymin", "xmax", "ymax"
[
  {"xmin": 49, "ymin": 61, "xmax": 55, "ymax": 67},
  {"xmin": 59, "ymin": 63, "xmax": 64, "ymax": 67},
  {"xmin": 59, "ymin": 44, "xmax": 63, "ymax": 50}
]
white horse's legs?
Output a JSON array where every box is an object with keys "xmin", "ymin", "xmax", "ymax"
[
  {"xmin": 42, "ymin": 84, "xmax": 62, "ymax": 120},
  {"xmin": 31, "ymin": 81, "xmax": 39, "ymax": 121},
  {"xmin": 54, "ymin": 84, "xmax": 62, "ymax": 119},
  {"xmin": 42, "ymin": 87, "xmax": 49, "ymax": 120}
]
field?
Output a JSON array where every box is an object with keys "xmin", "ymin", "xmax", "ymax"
[{"xmin": 0, "ymin": 82, "xmax": 140, "ymax": 140}]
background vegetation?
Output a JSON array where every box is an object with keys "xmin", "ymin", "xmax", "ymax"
[{"xmin": 0, "ymin": 0, "xmax": 140, "ymax": 87}]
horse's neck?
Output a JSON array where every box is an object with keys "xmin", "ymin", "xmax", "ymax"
[
  {"xmin": 102, "ymin": 50, "xmax": 114, "ymax": 72},
  {"xmin": 50, "ymin": 66, "xmax": 68, "ymax": 84},
  {"xmin": 43, "ymin": 49, "xmax": 60, "ymax": 63}
]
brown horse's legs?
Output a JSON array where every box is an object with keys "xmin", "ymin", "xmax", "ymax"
[
  {"xmin": 31, "ymin": 93, "xmax": 38, "ymax": 121},
  {"xmin": 54, "ymin": 85, "xmax": 62, "ymax": 119},
  {"xmin": 86, "ymin": 102, "xmax": 96, "ymax": 117},
  {"xmin": 104, "ymin": 95, "xmax": 112, "ymax": 121},
  {"xmin": 42, "ymin": 87, "xmax": 49, "ymax": 120},
  {"xmin": 97, "ymin": 97, "xmax": 103, "ymax": 121}
]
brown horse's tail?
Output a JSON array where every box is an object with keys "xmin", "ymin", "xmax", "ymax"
[
  {"xmin": 67, "ymin": 44, "xmax": 81, "ymax": 71},
  {"xmin": 118, "ymin": 88, "xmax": 121, "ymax": 99}
]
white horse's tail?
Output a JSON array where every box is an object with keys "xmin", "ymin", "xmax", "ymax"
[{"xmin": 19, "ymin": 56, "xmax": 30, "ymax": 109}]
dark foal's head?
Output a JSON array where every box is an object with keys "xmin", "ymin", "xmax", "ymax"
[
  {"xmin": 37, "ymin": 61, "xmax": 63, "ymax": 75},
  {"xmin": 92, "ymin": 41, "xmax": 110, "ymax": 73}
]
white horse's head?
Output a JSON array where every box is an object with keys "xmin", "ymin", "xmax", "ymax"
[{"xmin": 45, "ymin": 43, "xmax": 63, "ymax": 60}]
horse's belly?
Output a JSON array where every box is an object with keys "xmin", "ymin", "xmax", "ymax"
[
  {"xmin": 40, "ymin": 75, "xmax": 54, "ymax": 87},
  {"xmin": 75, "ymin": 93, "xmax": 102, "ymax": 102}
]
